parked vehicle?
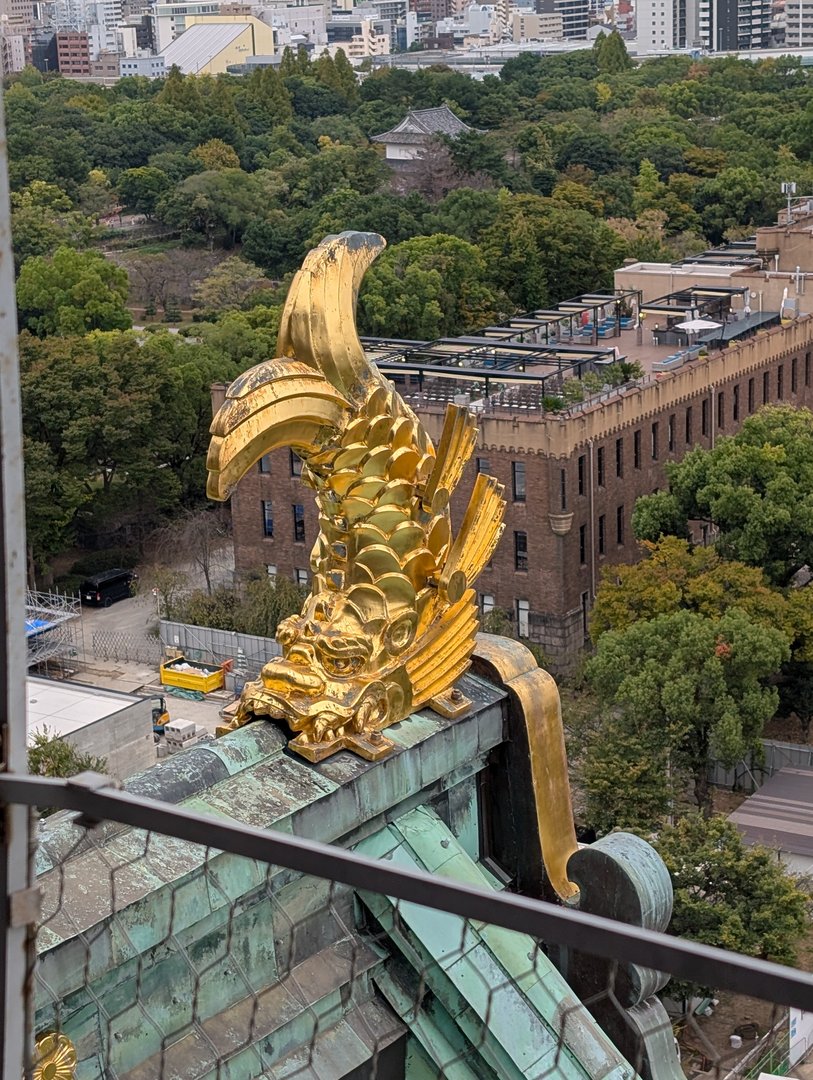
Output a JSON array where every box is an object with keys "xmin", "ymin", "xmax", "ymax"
[
  {"xmin": 80, "ymin": 568, "xmax": 137, "ymax": 607},
  {"xmin": 152, "ymin": 695, "xmax": 169, "ymax": 736}
]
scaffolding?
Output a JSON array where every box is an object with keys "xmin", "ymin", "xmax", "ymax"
[{"xmin": 25, "ymin": 589, "xmax": 83, "ymax": 673}]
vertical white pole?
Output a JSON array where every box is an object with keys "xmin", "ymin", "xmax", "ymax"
[{"xmin": 0, "ymin": 78, "xmax": 34, "ymax": 1079}]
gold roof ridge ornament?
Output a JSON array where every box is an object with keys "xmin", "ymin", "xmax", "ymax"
[{"xmin": 207, "ymin": 231, "xmax": 506, "ymax": 763}]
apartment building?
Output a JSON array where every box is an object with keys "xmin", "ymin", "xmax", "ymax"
[{"xmin": 55, "ymin": 28, "xmax": 91, "ymax": 72}]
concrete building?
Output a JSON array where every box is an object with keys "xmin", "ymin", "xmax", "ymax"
[
  {"xmin": 539, "ymin": 0, "xmax": 588, "ymax": 37},
  {"xmin": 119, "ymin": 50, "xmax": 165, "ymax": 73},
  {"xmin": 160, "ymin": 14, "xmax": 275, "ymax": 73},
  {"xmin": 635, "ymin": 0, "xmax": 698, "ymax": 49},
  {"xmin": 781, "ymin": 0, "xmax": 813, "ymax": 43},
  {"xmin": 150, "ymin": 0, "xmax": 224, "ymax": 53},
  {"xmin": 698, "ymin": 0, "xmax": 771, "ymax": 47},
  {"xmin": 26, "ymin": 676, "xmax": 154, "ymax": 780},
  {"xmin": 55, "ymin": 27, "xmax": 90, "ymax": 71},
  {"xmin": 510, "ymin": 8, "xmax": 564, "ymax": 37},
  {"xmin": 1, "ymin": 25, "xmax": 27, "ymax": 70},
  {"xmin": 227, "ymin": 210, "xmax": 813, "ymax": 669},
  {"xmin": 327, "ymin": 13, "xmax": 391, "ymax": 54},
  {"xmin": 371, "ymin": 103, "xmax": 477, "ymax": 162}
]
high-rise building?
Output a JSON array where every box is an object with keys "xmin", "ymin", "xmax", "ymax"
[
  {"xmin": 698, "ymin": 0, "xmax": 770, "ymax": 47},
  {"xmin": 636, "ymin": 0, "xmax": 699, "ymax": 50},
  {"xmin": 537, "ymin": 0, "xmax": 586, "ymax": 37}
]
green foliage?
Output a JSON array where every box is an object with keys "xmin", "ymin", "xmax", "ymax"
[
  {"xmin": 118, "ymin": 166, "xmax": 172, "ymax": 216},
  {"xmin": 585, "ymin": 608, "xmax": 790, "ymax": 818},
  {"xmin": 17, "ymin": 247, "xmax": 131, "ymax": 336},
  {"xmin": 634, "ymin": 406, "xmax": 813, "ymax": 585},
  {"xmin": 358, "ymin": 233, "xmax": 511, "ymax": 339},
  {"xmin": 193, "ymin": 256, "xmax": 271, "ymax": 311},
  {"xmin": 596, "ymin": 31, "xmax": 633, "ymax": 75},
  {"xmin": 653, "ymin": 815, "xmax": 809, "ymax": 997},
  {"xmin": 20, "ymin": 329, "xmax": 240, "ymax": 576},
  {"xmin": 174, "ymin": 574, "xmax": 307, "ymax": 637},
  {"xmin": 28, "ymin": 728, "xmax": 107, "ymax": 778},
  {"xmin": 591, "ymin": 537, "xmax": 789, "ymax": 641}
]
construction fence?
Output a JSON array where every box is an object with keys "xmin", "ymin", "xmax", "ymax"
[{"xmin": 159, "ymin": 619, "xmax": 282, "ymax": 681}]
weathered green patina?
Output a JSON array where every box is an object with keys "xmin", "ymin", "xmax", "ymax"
[{"xmin": 33, "ymin": 670, "xmax": 674, "ymax": 1079}]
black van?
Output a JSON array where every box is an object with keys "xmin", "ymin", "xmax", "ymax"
[{"xmin": 80, "ymin": 569, "xmax": 137, "ymax": 607}]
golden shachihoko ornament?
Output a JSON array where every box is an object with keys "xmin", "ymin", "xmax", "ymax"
[{"xmin": 207, "ymin": 232, "xmax": 506, "ymax": 762}]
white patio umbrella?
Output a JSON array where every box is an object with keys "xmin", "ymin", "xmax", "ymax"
[{"xmin": 674, "ymin": 318, "xmax": 722, "ymax": 332}]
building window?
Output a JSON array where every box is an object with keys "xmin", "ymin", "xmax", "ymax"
[
  {"xmin": 516, "ymin": 599, "xmax": 530, "ymax": 639},
  {"xmin": 578, "ymin": 454, "xmax": 586, "ymax": 495},
  {"xmin": 579, "ymin": 524, "xmax": 586, "ymax": 565},
  {"xmin": 560, "ymin": 468, "xmax": 567, "ymax": 511},
  {"xmin": 512, "ymin": 461, "xmax": 526, "ymax": 502},
  {"xmin": 616, "ymin": 504, "xmax": 624, "ymax": 545},
  {"xmin": 717, "ymin": 391, "xmax": 725, "ymax": 430},
  {"xmin": 581, "ymin": 592, "xmax": 589, "ymax": 637},
  {"xmin": 476, "ymin": 457, "xmax": 490, "ymax": 473},
  {"xmin": 633, "ymin": 429, "xmax": 641, "ymax": 468},
  {"xmin": 778, "ymin": 364, "xmax": 784, "ymax": 399},
  {"xmin": 685, "ymin": 406, "xmax": 692, "ymax": 444},
  {"xmin": 262, "ymin": 500, "xmax": 273, "ymax": 538},
  {"xmin": 615, "ymin": 437, "xmax": 624, "ymax": 478},
  {"xmin": 806, "ymin": 352, "xmax": 811, "ymax": 386},
  {"xmin": 294, "ymin": 568, "xmax": 309, "ymax": 587},
  {"xmin": 514, "ymin": 531, "xmax": 528, "ymax": 571},
  {"xmin": 651, "ymin": 422, "xmax": 659, "ymax": 460},
  {"xmin": 792, "ymin": 357, "xmax": 798, "ymax": 394},
  {"xmin": 733, "ymin": 384, "xmax": 740, "ymax": 421},
  {"xmin": 266, "ymin": 564, "xmax": 277, "ymax": 580},
  {"xmin": 748, "ymin": 377, "xmax": 755, "ymax": 413},
  {"xmin": 290, "ymin": 449, "xmax": 302, "ymax": 477},
  {"xmin": 763, "ymin": 371, "xmax": 770, "ymax": 404},
  {"xmin": 597, "ymin": 446, "xmax": 605, "ymax": 487},
  {"xmin": 701, "ymin": 398, "xmax": 709, "ymax": 437},
  {"xmin": 293, "ymin": 503, "xmax": 305, "ymax": 543},
  {"xmin": 598, "ymin": 513, "xmax": 606, "ymax": 556},
  {"xmin": 259, "ymin": 454, "xmax": 272, "ymax": 474},
  {"xmin": 480, "ymin": 593, "xmax": 494, "ymax": 616},
  {"xmin": 667, "ymin": 414, "xmax": 675, "ymax": 453}
]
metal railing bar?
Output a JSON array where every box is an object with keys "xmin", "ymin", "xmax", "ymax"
[{"xmin": 4, "ymin": 773, "xmax": 813, "ymax": 1011}]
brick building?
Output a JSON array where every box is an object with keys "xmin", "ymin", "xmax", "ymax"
[{"xmin": 224, "ymin": 213, "xmax": 813, "ymax": 669}]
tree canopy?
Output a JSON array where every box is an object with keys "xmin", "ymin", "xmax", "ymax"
[
  {"xmin": 585, "ymin": 608, "xmax": 789, "ymax": 816},
  {"xmin": 633, "ymin": 407, "xmax": 813, "ymax": 586},
  {"xmin": 653, "ymin": 815, "xmax": 808, "ymax": 997}
]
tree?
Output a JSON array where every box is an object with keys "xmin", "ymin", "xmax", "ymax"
[
  {"xmin": 245, "ymin": 66, "xmax": 293, "ymax": 123},
  {"xmin": 633, "ymin": 407, "xmax": 813, "ymax": 586},
  {"xmin": 596, "ymin": 30, "xmax": 633, "ymax": 74},
  {"xmin": 16, "ymin": 247, "xmax": 131, "ymax": 336},
  {"xmin": 189, "ymin": 138, "xmax": 241, "ymax": 171},
  {"xmin": 157, "ymin": 169, "xmax": 261, "ymax": 247},
  {"xmin": 590, "ymin": 537, "xmax": 789, "ymax": 642},
  {"xmin": 586, "ymin": 608, "xmax": 790, "ymax": 815},
  {"xmin": 357, "ymin": 234, "xmax": 511, "ymax": 339},
  {"xmin": 653, "ymin": 815, "xmax": 808, "ymax": 997},
  {"xmin": 117, "ymin": 166, "xmax": 172, "ymax": 217},
  {"xmin": 152, "ymin": 506, "xmax": 230, "ymax": 594},
  {"xmin": 28, "ymin": 728, "xmax": 107, "ymax": 777},
  {"xmin": 580, "ymin": 715, "xmax": 674, "ymax": 835},
  {"xmin": 174, "ymin": 573, "xmax": 306, "ymax": 636},
  {"xmin": 11, "ymin": 182, "xmax": 93, "ymax": 270},
  {"xmin": 193, "ymin": 256, "xmax": 271, "ymax": 311}
]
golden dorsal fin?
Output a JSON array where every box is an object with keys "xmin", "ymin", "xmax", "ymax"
[
  {"xmin": 440, "ymin": 474, "xmax": 506, "ymax": 591},
  {"xmin": 421, "ymin": 404, "xmax": 478, "ymax": 513}
]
